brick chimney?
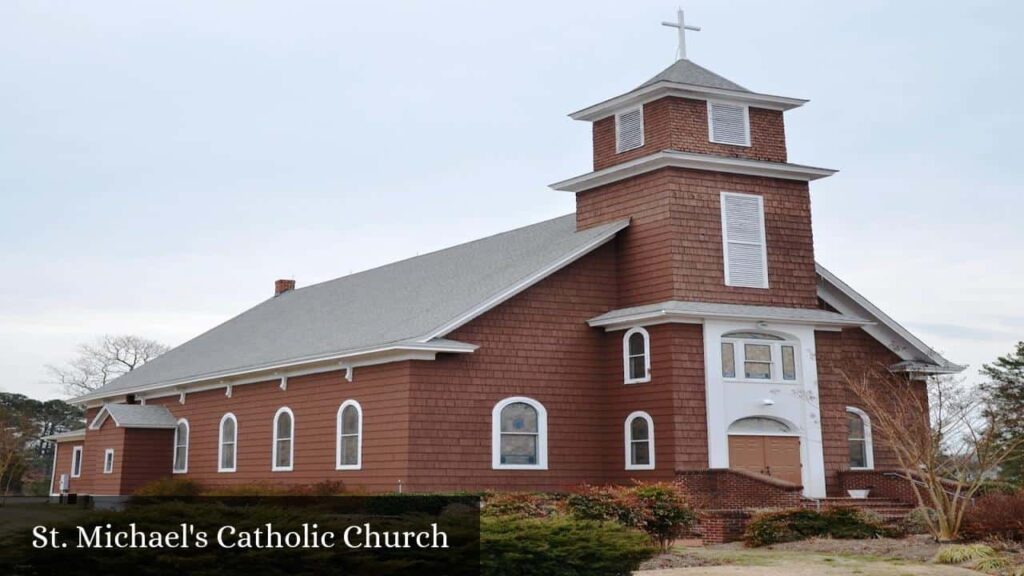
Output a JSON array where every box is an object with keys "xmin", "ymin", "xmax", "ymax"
[{"xmin": 274, "ymin": 279, "xmax": 296, "ymax": 296}]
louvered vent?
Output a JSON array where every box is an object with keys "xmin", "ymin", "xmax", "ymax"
[
  {"xmin": 709, "ymin": 102, "xmax": 749, "ymax": 146},
  {"xmin": 721, "ymin": 192, "xmax": 768, "ymax": 288},
  {"xmin": 615, "ymin": 107, "xmax": 644, "ymax": 153}
]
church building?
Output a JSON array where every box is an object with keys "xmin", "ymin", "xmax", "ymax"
[{"xmin": 48, "ymin": 11, "xmax": 961, "ymax": 503}]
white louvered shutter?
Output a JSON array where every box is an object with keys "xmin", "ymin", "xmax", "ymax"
[
  {"xmin": 721, "ymin": 193, "xmax": 768, "ymax": 288},
  {"xmin": 709, "ymin": 102, "xmax": 749, "ymax": 146},
  {"xmin": 615, "ymin": 107, "xmax": 644, "ymax": 152}
]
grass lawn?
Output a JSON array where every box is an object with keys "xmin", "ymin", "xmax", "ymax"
[
  {"xmin": 0, "ymin": 501, "xmax": 91, "ymax": 539},
  {"xmin": 637, "ymin": 536, "xmax": 995, "ymax": 575}
]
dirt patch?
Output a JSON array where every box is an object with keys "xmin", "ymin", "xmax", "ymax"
[
  {"xmin": 640, "ymin": 553, "xmax": 728, "ymax": 571},
  {"xmin": 762, "ymin": 534, "xmax": 943, "ymax": 563}
]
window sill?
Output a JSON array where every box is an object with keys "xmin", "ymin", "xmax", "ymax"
[
  {"xmin": 172, "ymin": 469, "xmax": 188, "ymax": 475},
  {"xmin": 625, "ymin": 465, "xmax": 655, "ymax": 471},
  {"xmin": 336, "ymin": 464, "xmax": 362, "ymax": 471},
  {"xmin": 624, "ymin": 377, "xmax": 651, "ymax": 385},
  {"xmin": 492, "ymin": 464, "xmax": 548, "ymax": 471},
  {"xmin": 848, "ymin": 466, "xmax": 874, "ymax": 471},
  {"xmin": 271, "ymin": 466, "xmax": 293, "ymax": 472},
  {"xmin": 723, "ymin": 378, "xmax": 799, "ymax": 385},
  {"xmin": 217, "ymin": 468, "xmax": 236, "ymax": 473},
  {"xmin": 709, "ymin": 138, "xmax": 752, "ymax": 148}
]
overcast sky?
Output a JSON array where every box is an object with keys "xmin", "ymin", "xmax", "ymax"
[{"xmin": 2, "ymin": 0, "xmax": 1021, "ymax": 400}]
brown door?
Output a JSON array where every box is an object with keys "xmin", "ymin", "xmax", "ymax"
[{"xmin": 728, "ymin": 435, "xmax": 802, "ymax": 485}]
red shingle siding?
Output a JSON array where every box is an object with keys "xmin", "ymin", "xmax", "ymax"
[
  {"xmin": 815, "ymin": 329, "xmax": 927, "ymax": 495},
  {"xmin": 80, "ymin": 416, "xmax": 126, "ymax": 496},
  {"xmin": 576, "ymin": 167, "xmax": 817, "ymax": 308},
  {"xmin": 145, "ymin": 362, "xmax": 412, "ymax": 493},
  {"xmin": 120, "ymin": 429, "xmax": 174, "ymax": 494},
  {"xmin": 50, "ymin": 441, "xmax": 84, "ymax": 494},
  {"xmin": 592, "ymin": 97, "xmax": 787, "ymax": 171},
  {"xmin": 406, "ymin": 243, "xmax": 619, "ymax": 492}
]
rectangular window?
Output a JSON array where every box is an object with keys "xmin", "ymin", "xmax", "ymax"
[
  {"xmin": 70, "ymin": 446, "xmax": 83, "ymax": 478},
  {"xmin": 708, "ymin": 101, "xmax": 750, "ymax": 146},
  {"xmin": 721, "ymin": 192, "xmax": 768, "ymax": 288},
  {"xmin": 103, "ymin": 449, "xmax": 114, "ymax": 474},
  {"xmin": 721, "ymin": 342, "xmax": 736, "ymax": 378},
  {"xmin": 781, "ymin": 345, "xmax": 796, "ymax": 380},
  {"xmin": 744, "ymin": 344, "xmax": 772, "ymax": 379},
  {"xmin": 615, "ymin": 107, "xmax": 644, "ymax": 153}
]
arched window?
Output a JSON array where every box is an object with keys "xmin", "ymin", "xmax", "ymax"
[
  {"xmin": 623, "ymin": 327, "xmax": 651, "ymax": 384},
  {"xmin": 846, "ymin": 407, "xmax": 874, "ymax": 470},
  {"xmin": 336, "ymin": 400, "xmax": 363, "ymax": 470},
  {"xmin": 625, "ymin": 411, "xmax": 655, "ymax": 470},
  {"xmin": 727, "ymin": 416, "xmax": 794, "ymax": 435},
  {"xmin": 172, "ymin": 418, "xmax": 189, "ymax": 473},
  {"xmin": 219, "ymin": 413, "xmax": 237, "ymax": 473},
  {"xmin": 492, "ymin": 397, "xmax": 548, "ymax": 470},
  {"xmin": 721, "ymin": 331, "xmax": 798, "ymax": 382},
  {"xmin": 272, "ymin": 407, "xmax": 294, "ymax": 471}
]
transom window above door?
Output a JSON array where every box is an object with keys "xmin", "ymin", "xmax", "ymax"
[{"xmin": 721, "ymin": 332, "xmax": 798, "ymax": 382}]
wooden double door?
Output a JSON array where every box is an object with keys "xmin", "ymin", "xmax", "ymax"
[{"xmin": 728, "ymin": 435, "xmax": 802, "ymax": 485}]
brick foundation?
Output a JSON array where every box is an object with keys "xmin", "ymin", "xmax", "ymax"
[
  {"xmin": 696, "ymin": 510, "xmax": 753, "ymax": 544},
  {"xmin": 676, "ymin": 468, "xmax": 803, "ymax": 510}
]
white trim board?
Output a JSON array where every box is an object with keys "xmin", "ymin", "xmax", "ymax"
[
  {"xmin": 550, "ymin": 150, "xmax": 836, "ymax": 193},
  {"xmin": 570, "ymin": 80, "xmax": 807, "ymax": 121}
]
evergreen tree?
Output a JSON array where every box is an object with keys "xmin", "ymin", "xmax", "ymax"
[{"xmin": 981, "ymin": 341, "xmax": 1024, "ymax": 485}]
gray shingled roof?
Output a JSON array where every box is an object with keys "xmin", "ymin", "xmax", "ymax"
[
  {"xmin": 637, "ymin": 59, "xmax": 749, "ymax": 92},
  {"xmin": 79, "ymin": 215, "xmax": 629, "ymax": 401},
  {"xmin": 91, "ymin": 404, "xmax": 178, "ymax": 429}
]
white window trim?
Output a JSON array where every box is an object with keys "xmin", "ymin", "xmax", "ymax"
[
  {"xmin": 70, "ymin": 445, "xmax": 83, "ymax": 478},
  {"xmin": 491, "ymin": 396, "xmax": 548, "ymax": 470},
  {"xmin": 336, "ymin": 400, "xmax": 363, "ymax": 471},
  {"xmin": 720, "ymin": 192, "xmax": 769, "ymax": 289},
  {"xmin": 707, "ymin": 100, "xmax": 751, "ymax": 147},
  {"xmin": 846, "ymin": 407, "xmax": 875, "ymax": 470},
  {"xmin": 624, "ymin": 411, "xmax": 655, "ymax": 470},
  {"xmin": 218, "ymin": 412, "xmax": 237, "ymax": 473},
  {"xmin": 721, "ymin": 332, "xmax": 799, "ymax": 384},
  {"xmin": 615, "ymin": 106, "xmax": 644, "ymax": 153},
  {"xmin": 622, "ymin": 326, "xmax": 652, "ymax": 384},
  {"xmin": 103, "ymin": 448, "xmax": 114, "ymax": 474},
  {"xmin": 271, "ymin": 407, "xmax": 294, "ymax": 472},
  {"xmin": 172, "ymin": 418, "xmax": 189, "ymax": 474}
]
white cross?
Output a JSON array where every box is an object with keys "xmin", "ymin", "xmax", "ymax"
[{"xmin": 662, "ymin": 8, "xmax": 701, "ymax": 61}]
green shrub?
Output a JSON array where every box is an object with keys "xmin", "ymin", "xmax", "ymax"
[
  {"xmin": 132, "ymin": 476, "xmax": 204, "ymax": 497},
  {"xmin": 743, "ymin": 507, "xmax": 893, "ymax": 547},
  {"xmin": 480, "ymin": 515, "xmax": 656, "ymax": 576},
  {"xmin": 974, "ymin": 556, "xmax": 1012, "ymax": 573},
  {"xmin": 900, "ymin": 507, "xmax": 938, "ymax": 535},
  {"xmin": 565, "ymin": 482, "xmax": 694, "ymax": 551},
  {"xmin": 933, "ymin": 543, "xmax": 996, "ymax": 564},
  {"xmin": 630, "ymin": 483, "xmax": 697, "ymax": 550},
  {"xmin": 483, "ymin": 491, "xmax": 562, "ymax": 518}
]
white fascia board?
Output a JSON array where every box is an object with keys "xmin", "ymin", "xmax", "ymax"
[
  {"xmin": 551, "ymin": 151, "xmax": 837, "ymax": 193},
  {"xmin": 569, "ymin": 81, "xmax": 808, "ymax": 121},
  {"xmin": 588, "ymin": 308, "xmax": 872, "ymax": 332},
  {"xmin": 41, "ymin": 430, "xmax": 87, "ymax": 442},
  {"xmin": 421, "ymin": 219, "xmax": 630, "ymax": 340},
  {"xmin": 72, "ymin": 340, "xmax": 478, "ymax": 406},
  {"xmin": 816, "ymin": 263, "xmax": 964, "ymax": 372}
]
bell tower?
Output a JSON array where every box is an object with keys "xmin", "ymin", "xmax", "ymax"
[{"xmin": 551, "ymin": 10, "xmax": 836, "ymax": 310}]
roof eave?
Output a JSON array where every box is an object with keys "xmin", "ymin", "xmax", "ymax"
[
  {"xmin": 816, "ymin": 263, "xmax": 963, "ymax": 372},
  {"xmin": 569, "ymin": 81, "xmax": 808, "ymax": 121},
  {"xmin": 551, "ymin": 151, "xmax": 837, "ymax": 193},
  {"xmin": 71, "ymin": 339, "xmax": 480, "ymax": 406},
  {"xmin": 587, "ymin": 307, "xmax": 872, "ymax": 332}
]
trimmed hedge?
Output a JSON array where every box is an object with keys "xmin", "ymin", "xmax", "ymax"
[
  {"xmin": 480, "ymin": 515, "xmax": 656, "ymax": 576},
  {"xmin": 564, "ymin": 482, "xmax": 695, "ymax": 550},
  {"xmin": 744, "ymin": 507, "xmax": 896, "ymax": 547}
]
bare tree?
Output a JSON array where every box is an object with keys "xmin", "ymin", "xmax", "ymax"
[
  {"xmin": 48, "ymin": 335, "xmax": 169, "ymax": 396},
  {"xmin": 0, "ymin": 405, "xmax": 32, "ymax": 503},
  {"xmin": 843, "ymin": 364, "xmax": 1024, "ymax": 542}
]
